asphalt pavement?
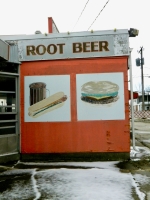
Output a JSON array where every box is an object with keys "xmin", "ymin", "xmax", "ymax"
[{"xmin": 131, "ymin": 119, "xmax": 150, "ymax": 150}]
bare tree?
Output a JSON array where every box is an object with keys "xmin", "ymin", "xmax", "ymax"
[
  {"xmin": 134, "ymin": 83, "xmax": 150, "ymax": 93},
  {"xmin": 134, "ymin": 82, "xmax": 142, "ymax": 92},
  {"xmin": 145, "ymin": 85, "xmax": 150, "ymax": 92}
]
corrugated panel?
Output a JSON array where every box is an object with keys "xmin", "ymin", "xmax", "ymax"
[
  {"xmin": 7, "ymin": 42, "xmax": 19, "ymax": 63},
  {"xmin": 20, "ymin": 57, "xmax": 130, "ymax": 154},
  {"xmin": 0, "ymin": 39, "xmax": 9, "ymax": 61},
  {"xmin": 9, "ymin": 45, "xmax": 19, "ymax": 63}
]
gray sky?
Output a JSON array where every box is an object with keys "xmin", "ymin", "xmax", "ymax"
[{"xmin": 0, "ymin": 0, "xmax": 149, "ymax": 90}]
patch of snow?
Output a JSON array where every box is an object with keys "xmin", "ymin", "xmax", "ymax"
[
  {"xmin": 0, "ymin": 168, "xmax": 33, "ymax": 175},
  {"xmin": 35, "ymin": 166, "xmax": 134, "ymax": 199},
  {"xmin": 133, "ymin": 174, "xmax": 150, "ymax": 185},
  {"xmin": 142, "ymin": 139, "xmax": 150, "ymax": 144},
  {"xmin": 31, "ymin": 169, "xmax": 41, "ymax": 200},
  {"xmin": 131, "ymin": 176, "xmax": 146, "ymax": 200},
  {"xmin": 135, "ymin": 130, "xmax": 150, "ymax": 134},
  {"xmin": 0, "ymin": 162, "xmax": 147, "ymax": 200},
  {"xmin": 0, "ymin": 169, "xmax": 35, "ymax": 200},
  {"xmin": 130, "ymin": 146, "xmax": 150, "ymax": 159},
  {"xmin": 20, "ymin": 161, "xmax": 119, "ymax": 169}
]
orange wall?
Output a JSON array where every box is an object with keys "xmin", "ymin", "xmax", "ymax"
[{"xmin": 20, "ymin": 57, "xmax": 130, "ymax": 153}]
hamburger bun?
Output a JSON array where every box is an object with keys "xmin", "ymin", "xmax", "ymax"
[{"xmin": 81, "ymin": 81, "xmax": 119, "ymax": 104}]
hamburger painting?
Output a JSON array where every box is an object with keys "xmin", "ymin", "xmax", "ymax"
[
  {"xmin": 81, "ymin": 81, "xmax": 119, "ymax": 105},
  {"xmin": 76, "ymin": 73, "xmax": 125, "ymax": 121}
]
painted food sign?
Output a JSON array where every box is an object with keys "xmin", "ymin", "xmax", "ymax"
[
  {"xmin": 24, "ymin": 75, "xmax": 70, "ymax": 122},
  {"xmin": 76, "ymin": 72, "xmax": 125, "ymax": 121},
  {"xmin": 81, "ymin": 81, "xmax": 119, "ymax": 104},
  {"xmin": 24, "ymin": 73, "xmax": 125, "ymax": 122},
  {"xmin": 28, "ymin": 91, "xmax": 67, "ymax": 118}
]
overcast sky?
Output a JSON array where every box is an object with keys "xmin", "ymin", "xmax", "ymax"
[{"xmin": 0, "ymin": 0, "xmax": 149, "ymax": 90}]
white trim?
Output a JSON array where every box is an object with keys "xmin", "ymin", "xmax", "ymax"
[{"xmin": 0, "ymin": 29, "xmax": 128, "ymax": 41}]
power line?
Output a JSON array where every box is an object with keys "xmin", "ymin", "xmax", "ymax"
[
  {"xmin": 132, "ymin": 75, "xmax": 150, "ymax": 78},
  {"xmin": 72, "ymin": 0, "xmax": 90, "ymax": 31},
  {"xmin": 87, "ymin": 0, "xmax": 110, "ymax": 31}
]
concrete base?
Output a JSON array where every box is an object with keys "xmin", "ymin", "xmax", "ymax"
[
  {"xmin": 21, "ymin": 152, "xmax": 130, "ymax": 162},
  {"xmin": 0, "ymin": 153, "xmax": 20, "ymax": 164}
]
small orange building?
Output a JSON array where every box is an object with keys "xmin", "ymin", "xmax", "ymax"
[{"xmin": 0, "ymin": 18, "xmax": 133, "ymax": 161}]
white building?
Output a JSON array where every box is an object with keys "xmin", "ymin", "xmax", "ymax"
[{"xmin": 131, "ymin": 92, "xmax": 150, "ymax": 111}]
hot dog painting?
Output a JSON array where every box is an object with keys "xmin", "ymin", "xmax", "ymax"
[
  {"xmin": 24, "ymin": 75, "xmax": 70, "ymax": 122},
  {"xmin": 28, "ymin": 92, "xmax": 67, "ymax": 118}
]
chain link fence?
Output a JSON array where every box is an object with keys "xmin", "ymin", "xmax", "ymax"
[{"xmin": 129, "ymin": 106, "xmax": 150, "ymax": 119}]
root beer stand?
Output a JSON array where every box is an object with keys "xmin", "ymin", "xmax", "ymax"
[{"xmin": 0, "ymin": 18, "xmax": 137, "ymax": 161}]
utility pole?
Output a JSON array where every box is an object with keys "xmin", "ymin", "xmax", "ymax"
[
  {"xmin": 136, "ymin": 47, "xmax": 145, "ymax": 110},
  {"xmin": 140, "ymin": 47, "xmax": 144, "ymax": 111},
  {"xmin": 139, "ymin": 47, "xmax": 144, "ymax": 111}
]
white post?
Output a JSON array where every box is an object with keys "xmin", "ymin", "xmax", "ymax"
[{"xmin": 129, "ymin": 48, "xmax": 138, "ymax": 151}]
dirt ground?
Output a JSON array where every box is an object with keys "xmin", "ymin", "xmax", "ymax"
[{"xmin": 116, "ymin": 159, "xmax": 150, "ymax": 200}]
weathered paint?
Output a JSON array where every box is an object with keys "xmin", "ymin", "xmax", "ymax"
[
  {"xmin": 9, "ymin": 29, "xmax": 129, "ymax": 62},
  {"xmin": 20, "ymin": 57, "xmax": 130, "ymax": 154},
  {"xmin": 48, "ymin": 17, "xmax": 59, "ymax": 33},
  {"xmin": 18, "ymin": 34, "xmax": 128, "ymax": 61}
]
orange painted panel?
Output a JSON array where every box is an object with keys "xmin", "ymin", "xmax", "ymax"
[{"xmin": 20, "ymin": 57, "xmax": 130, "ymax": 153}]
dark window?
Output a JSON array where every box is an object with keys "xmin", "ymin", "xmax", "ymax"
[
  {"xmin": 0, "ymin": 122, "xmax": 16, "ymax": 135},
  {"xmin": 0, "ymin": 62, "xmax": 18, "ymax": 135},
  {"xmin": 0, "ymin": 62, "xmax": 18, "ymax": 73}
]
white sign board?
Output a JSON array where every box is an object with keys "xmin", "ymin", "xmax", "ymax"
[
  {"xmin": 24, "ymin": 75, "xmax": 71, "ymax": 122},
  {"xmin": 76, "ymin": 72, "xmax": 125, "ymax": 121},
  {"xmin": 18, "ymin": 31, "xmax": 129, "ymax": 61}
]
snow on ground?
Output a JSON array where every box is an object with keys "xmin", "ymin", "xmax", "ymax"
[
  {"xmin": 0, "ymin": 162, "xmax": 146, "ymax": 200},
  {"xmin": 0, "ymin": 169, "xmax": 35, "ymax": 200},
  {"xmin": 130, "ymin": 146, "xmax": 150, "ymax": 159},
  {"xmin": 34, "ymin": 167, "xmax": 135, "ymax": 200},
  {"xmin": 142, "ymin": 139, "xmax": 150, "ymax": 144}
]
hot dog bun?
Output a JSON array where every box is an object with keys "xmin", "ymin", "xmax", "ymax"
[{"xmin": 28, "ymin": 92, "xmax": 67, "ymax": 118}]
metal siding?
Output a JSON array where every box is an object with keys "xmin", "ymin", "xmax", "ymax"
[
  {"xmin": 20, "ymin": 57, "xmax": 130, "ymax": 154},
  {"xmin": 0, "ymin": 39, "xmax": 9, "ymax": 61},
  {"xmin": 8, "ymin": 44, "xmax": 19, "ymax": 63},
  {"xmin": 0, "ymin": 65, "xmax": 20, "ymax": 158}
]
